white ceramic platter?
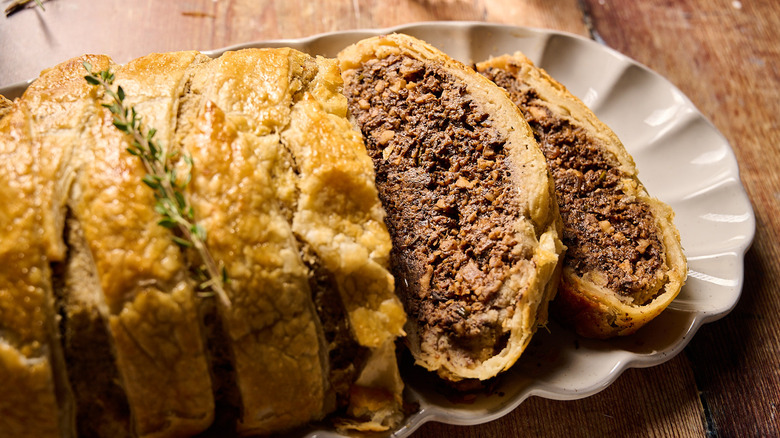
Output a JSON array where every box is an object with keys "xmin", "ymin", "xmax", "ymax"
[{"xmin": 0, "ymin": 21, "xmax": 755, "ymax": 438}]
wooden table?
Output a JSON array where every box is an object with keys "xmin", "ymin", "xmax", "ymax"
[{"xmin": 2, "ymin": 1, "xmax": 778, "ymax": 436}]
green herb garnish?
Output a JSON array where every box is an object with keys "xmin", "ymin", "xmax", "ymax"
[
  {"xmin": 83, "ymin": 61, "xmax": 230, "ymax": 308},
  {"xmin": 5, "ymin": 0, "xmax": 45, "ymax": 16}
]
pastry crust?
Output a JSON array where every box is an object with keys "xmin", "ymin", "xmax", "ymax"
[
  {"xmin": 339, "ymin": 34, "xmax": 564, "ymax": 381},
  {"xmin": 282, "ymin": 54, "xmax": 406, "ymax": 349},
  {"xmin": 0, "ymin": 109, "xmax": 69, "ymax": 437},
  {"xmin": 0, "ymin": 47, "xmax": 406, "ymax": 436},
  {"xmin": 0, "ymin": 55, "xmax": 113, "ymax": 438},
  {"xmin": 182, "ymin": 49, "xmax": 330, "ymax": 435},
  {"xmin": 23, "ymin": 54, "xmax": 131, "ymax": 438},
  {"xmin": 0, "ymin": 95, "xmax": 11, "ymax": 118},
  {"xmin": 477, "ymin": 53, "xmax": 686, "ymax": 338}
]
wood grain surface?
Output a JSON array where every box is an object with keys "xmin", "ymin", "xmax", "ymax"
[{"xmin": 1, "ymin": 1, "xmax": 778, "ymax": 437}]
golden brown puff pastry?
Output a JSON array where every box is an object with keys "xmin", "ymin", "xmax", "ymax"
[
  {"xmin": 279, "ymin": 52, "xmax": 406, "ymax": 431},
  {"xmin": 0, "ymin": 47, "xmax": 406, "ymax": 436},
  {"xmin": 477, "ymin": 53, "xmax": 686, "ymax": 339},
  {"xmin": 20, "ymin": 54, "xmax": 130, "ymax": 438},
  {"xmin": 0, "ymin": 81, "xmax": 74, "ymax": 438},
  {"xmin": 0, "ymin": 95, "xmax": 11, "ymax": 118},
  {"xmin": 182, "ymin": 49, "xmax": 331, "ymax": 435},
  {"xmin": 7, "ymin": 52, "xmax": 217, "ymax": 438},
  {"xmin": 338, "ymin": 34, "xmax": 565, "ymax": 381},
  {"xmin": 176, "ymin": 48, "xmax": 405, "ymax": 434},
  {"xmin": 80, "ymin": 52, "xmax": 216, "ymax": 438}
]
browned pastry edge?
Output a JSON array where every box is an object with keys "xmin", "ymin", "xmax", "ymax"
[{"xmin": 477, "ymin": 53, "xmax": 686, "ymax": 339}]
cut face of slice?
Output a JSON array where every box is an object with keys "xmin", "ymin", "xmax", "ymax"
[
  {"xmin": 481, "ymin": 65, "xmax": 664, "ymax": 304},
  {"xmin": 477, "ymin": 53, "xmax": 686, "ymax": 339},
  {"xmin": 346, "ymin": 53, "xmax": 525, "ymax": 362}
]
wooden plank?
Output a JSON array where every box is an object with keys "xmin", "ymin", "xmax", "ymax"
[
  {"xmin": 419, "ymin": 355, "xmax": 705, "ymax": 437},
  {"xmin": 581, "ymin": 0, "xmax": 780, "ymax": 436},
  {"xmin": 211, "ymin": 0, "xmax": 589, "ymax": 43},
  {"xmin": 0, "ymin": 0, "xmax": 216, "ymax": 85},
  {"xmin": 0, "ymin": 0, "xmax": 588, "ymax": 86}
]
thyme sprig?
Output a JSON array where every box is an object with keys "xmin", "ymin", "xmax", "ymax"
[
  {"xmin": 83, "ymin": 61, "xmax": 230, "ymax": 309},
  {"xmin": 5, "ymin": 0, "xmax": 45, "ymax": 17}
]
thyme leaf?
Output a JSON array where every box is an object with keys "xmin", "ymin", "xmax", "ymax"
[{"xmin": 83, "ymin": 61, "xmax": 230, "ymax": 308}]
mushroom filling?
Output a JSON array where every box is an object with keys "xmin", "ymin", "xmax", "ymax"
[
  {"xmin": 345, "ymin": 55, "xmax": 528, "ymax": 361},
  {"xmin": 482, "ymin": 67, "xmax": 666, "ymax": 304}
]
